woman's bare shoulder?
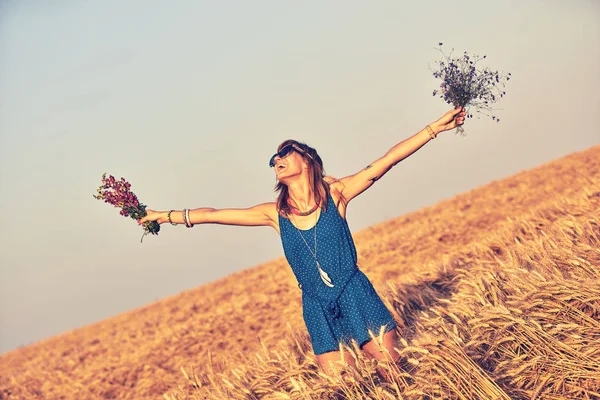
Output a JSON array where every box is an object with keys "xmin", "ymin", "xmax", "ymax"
[
  {"xmin": 261, "ymin": 201, "xmax": 279, "ymax": 215},
  {"xmin": 324, "ymin": 175, "xmax": 342, "ymax": 188},
  {"xmin": 324, "ymin": 176, "xmax": 347, "ymax": 206}
]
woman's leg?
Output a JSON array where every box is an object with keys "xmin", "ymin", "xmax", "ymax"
[
  {"xmin": 361, "ymin": 328, "xmax": 401, "ymax": 381},
  {"xmin": 315, "ymin": 349, "xmax": 356, "ymax": 377}
]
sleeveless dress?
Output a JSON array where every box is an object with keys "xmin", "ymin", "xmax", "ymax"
[{"xmin": 279, "ymin": 193, "xmax": 397, "ymax": 355}]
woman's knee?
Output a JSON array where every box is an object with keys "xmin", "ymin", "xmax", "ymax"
[
  {"xmin": 362, "ymin": 329, "xmax": 400, "ymax": 362},
  {"xmin": 316, "ymin": 350, "xmax": 355, "ymax": 375}
]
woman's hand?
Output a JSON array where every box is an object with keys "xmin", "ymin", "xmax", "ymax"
[
  {"xmin": 138, "ymin": 209, "xmax": 166, "ymax": 225},
  {"xmin": 431, "ymin": 107, "xmax": 466, "ymax": 134}
]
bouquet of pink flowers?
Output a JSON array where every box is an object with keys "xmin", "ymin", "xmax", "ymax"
[{"xmin": 93, "ymin": 173, "xmax": 159, "ymax": 242}]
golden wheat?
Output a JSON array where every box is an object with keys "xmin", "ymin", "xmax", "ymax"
[
  {"xmin": 1, "ymin": 146, "xmax": 599, "ymax": 399},
  {"xmin": 157, "ymin": 156, "xmax": 600, "ymax": 399}
]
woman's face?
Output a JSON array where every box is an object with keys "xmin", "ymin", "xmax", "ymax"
[{"xmin": 272, "ymin": 146, "xmax": 308, "ymax": 182}]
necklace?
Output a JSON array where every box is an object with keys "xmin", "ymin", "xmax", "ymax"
[
  {"xmin": 290, "ymin": 210, "xmax": 334, "ymax": 288},
  {"xmin": 287, "ymin": 200, "xmax": 319, "ymax": 216}
]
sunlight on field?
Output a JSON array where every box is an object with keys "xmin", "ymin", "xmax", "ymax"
[{"xmin": 1, "ymin": 146, "xmax": 599, "ymax": 399}]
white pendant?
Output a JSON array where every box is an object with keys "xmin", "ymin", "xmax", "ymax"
[{"xmin": 317, "ymin": 261, "xmax": 334, "ymax": 287}]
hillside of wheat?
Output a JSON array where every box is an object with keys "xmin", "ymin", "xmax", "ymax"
[{"xmin": 1, "ymin": 145, "xmax": 599, "ymax": 400}]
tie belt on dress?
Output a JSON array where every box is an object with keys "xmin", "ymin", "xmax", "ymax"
[{"xmin": 298, "ymin": 268, "xmax": 359, "ymax": 320}]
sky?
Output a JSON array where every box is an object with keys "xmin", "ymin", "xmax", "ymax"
[{"xmin": 0, "ymin": 0, "xmax": 598, "ymax": 354}]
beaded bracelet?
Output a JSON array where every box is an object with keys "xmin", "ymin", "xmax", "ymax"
[
  {"xmin": 167, "ymin": 210, "xmax": 177, "ymax": 225},
  {"xmin": 425, "ymin": 125, "xmax": 437, "ymax": 139}
]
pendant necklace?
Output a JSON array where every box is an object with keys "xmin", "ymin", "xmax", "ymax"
[{"xmin": 291, "ymin": 208, "xmax": 334, "ymax": 288}]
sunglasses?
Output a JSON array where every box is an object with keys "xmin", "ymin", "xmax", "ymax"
[{"xmin": 269, "ymin": 144, "xmax": 313, "ymax": 167}]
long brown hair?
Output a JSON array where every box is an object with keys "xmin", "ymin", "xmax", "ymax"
[{"xmin": 274, "ymin": 140, "xmax": 330, "ymax": 218}]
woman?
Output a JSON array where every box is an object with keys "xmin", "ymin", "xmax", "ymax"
[{"xmin": 139, "ymin": 107, "xmax": 466, "ymax": 379}]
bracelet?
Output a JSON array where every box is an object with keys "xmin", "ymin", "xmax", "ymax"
[
  {"xmin": 167, "ymin": 210, "xmax": 177, "ymax": 225},
  {"xmin": 185, "ymin": 208, "xmax": 194, "ymax": 228},
  {"xmin": 182, "ymin": 209, "xmax": 188, "ymax": 227},
  {"xmin": 426, "ymin": 125, "xmax": 437, "ymax": 139}
]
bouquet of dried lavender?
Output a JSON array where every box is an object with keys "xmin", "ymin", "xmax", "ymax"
[
  {"xmin": 93, "ymin": 173, "xmax": 160, "ymax": 242},
  {"xmin": 431, "ymin": 43, "xmax": 510, "ymax": 134}
]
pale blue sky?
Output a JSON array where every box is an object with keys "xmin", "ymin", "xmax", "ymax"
[{"xmin": 0, "ymin": 0, "xmax": 598, "ymax": 354}]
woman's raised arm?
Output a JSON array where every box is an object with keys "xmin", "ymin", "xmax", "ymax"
[
  {"xmin": 138, "ymin": 202, "xmax": 278, "ymax": 230},
  {"xmin": 334, "ymin": 107, "xmax": 466, "ymax": 203}
]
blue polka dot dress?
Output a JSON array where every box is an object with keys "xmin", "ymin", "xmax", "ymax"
[{"xmin": 279, "ymin": 193, "xmax": 397, "ymax": 355}]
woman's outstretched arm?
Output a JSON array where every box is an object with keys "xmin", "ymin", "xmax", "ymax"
[
  {"xmin": 334, "ymin": 107, "xmax": 466, "ymax": 203},
  {"xmin": 138, "ymin": 202, "xmax": 278, "ymax": 229}
]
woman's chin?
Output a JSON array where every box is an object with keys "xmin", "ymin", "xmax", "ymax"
[
  {"xmin": 276, "ymin": 172, "xmax": 291, "ymax": 184},
  {"xmin": 276, "ymin": 168, "xmax": 302, "ymax": 183}
]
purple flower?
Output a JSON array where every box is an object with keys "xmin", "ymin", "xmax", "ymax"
[
  {"xmin": 93, "ymin": 173, "xmax": 160, "ymax": 242},
  {"xmin": 429, "ymin": 44, "xmax": 510, "ymax": 134}
]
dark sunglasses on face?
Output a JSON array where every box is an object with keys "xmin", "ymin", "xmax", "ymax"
[{"xmin": 269, "ymin": 144, "xmax": 312, "ymax": 167}]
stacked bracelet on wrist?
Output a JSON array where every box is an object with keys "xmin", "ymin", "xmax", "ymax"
[
  {"xmin": 182, "ymin": 208, "xmax": 194, "ymax": 228},
  {"xmin": 185, "ymin": 209, "xmax": 193, "ymax": 228},
  {"xmin": 426, "ymin": 125, "xmax": 437, "ymax": 140}
]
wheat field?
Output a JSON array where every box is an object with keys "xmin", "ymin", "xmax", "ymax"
[{"xmin": 1, "ymin": 145, "xmax": 599, "ymax": 400}]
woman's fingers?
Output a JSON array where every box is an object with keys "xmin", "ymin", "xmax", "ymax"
[
  {"xmin": 436, "ymin": 108, "xmax": 465, "ymax": 131},
  {"xmin": 138, "ymin": 209, "xmax": 156, "ymax": 224},
  {"xmin": 444, "ymin": 107, "xmax": 465, "ymax": 124},
  {"xmin": 448, "ymin": 107, "xmax": 463, "ymax": 118},
  {"xmin": 454, "ymin": 109, "xmax": 466, "ymax": 126}
]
